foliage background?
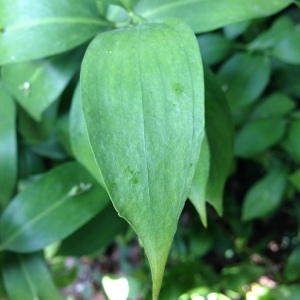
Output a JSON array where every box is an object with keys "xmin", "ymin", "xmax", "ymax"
[{"xmin": 0, "ymin": 1, "xmax": 300, "ymax": 299}]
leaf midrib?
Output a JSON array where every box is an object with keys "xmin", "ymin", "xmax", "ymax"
[{"xmin": 0, "ymin": 194, "xmax": 70, "ymax": 250}]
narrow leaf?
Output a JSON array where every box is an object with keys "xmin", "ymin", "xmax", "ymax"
[
  {"xmin": 242, "ymin": 166, "xmax": 288, "ymax": 221},
  {"xmin": 81, "ymin": 18, "xmax": 204, "ymax": 299},
  {"xmin": 0, "ymin": 81, "xmax": 17, "ymax": 210},
  {"xmin": 70, "ymin": 84, "xmax": 105, "ymax": 186},
  {"xmin": 204, "ymin": 65, "xmax": 233, "ymax": 215},
  {"xmin": 289, "ymin": 169, "xmax": 300, "ymax": 191},
  {"xmin": 135, "ymin": 0, "xmax": 292, "ymax": 34},
  {"xmin": 0, "ymin": 0, "xmax": 113, "ymax": 65},
  {"xmin": 235, "ymin": 117, "xmax": 286, "ymax": 157},
  {"xmin": 2, "ymin": 50, "xmax": 81, "ymax": 121},
  {"xmin": 2, "ymin": 252, "xmax": 63, "ymax": 300},
  {"xmin": 0, "ymin": 162, "xmax": 109, "ymax": 252}
]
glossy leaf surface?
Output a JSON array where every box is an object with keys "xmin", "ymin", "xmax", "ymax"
[
  {"xmin": 2, "ymin": 51, "xmax": 81, "ymax": 121},
  {"xmin": 0, "ymin": 81, "xmax": 17, "ymax": 210},
  {"xmin": 81, "ymin": 19, "xmax": 204, "ymax": 299},
  {"xmin": 2, "ymin": 252, "xmax": 63, "ymax": 300},
  {"xmin": 135, "ymin": 0, "xmax": 292, "ymax": 34},
  {"xmin": 235, "ymin": 118, "xmax": 286, "ymax": 158},
  {"xmin": 242, "ymin": 166, "xmax": 288, "ymax": 221},
  {"xmin": 0, "ymin": 162, "xmax": 109, "ymax": 252},
  {"xmin": 0, "ymin": 0, "xmax": 112, "ymax": 65}
]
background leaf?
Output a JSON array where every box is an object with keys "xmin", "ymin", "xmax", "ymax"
[
  {"xmin": 0, "ymin": 0, "xmax": 113, "ymax": 65},
  {"xmin": 2, "ymin": 50, "xmax": 81, "ymax": 121},
  {"xmin": 58, "ymin": 203, "xmax": 127, "ymax": 256},
  {"xmin": 135, "ymin": 0, "xmax": 292, "ymax": 34},
  {"xmin": 0, "ymin": 162, "xmax": 109, "ymax": 252},
  {"xmin": 81, "ymin": 19, "xmax": 204, "ymax": 299},
  {"xmin": 217, "ymin": 53, "xmax": 271, "ymax": 111},
  {"xmin": 284, "ymin": 245, "xmax": 300, "ymax": 281},
  {"xmin": 2, "ymin": 252, "xmax": 63, "ymax": 300},
  {"xmin": 235, "ymin": 118, "xmax": 286, "ymax": 158},
  {"xmin": 0, "ymin": 81, "xmax": 17, "ymax": 210},
  {"xmin": 242, "ymin": 166, "xmax": 288, "ymax": 221}
]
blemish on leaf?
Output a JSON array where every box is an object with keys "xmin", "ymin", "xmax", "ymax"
[
  {"xmin": 0, "ymin": 27, "xmax": 5, "ymax": 33},
  {"xmin": 68, "ymin": 182, "xmax": 92, "ymax": 197},
  {"xmin": 111, "ymin": 183, "xmax": 117, "ymax": 189},
  {"xmin": 133, "ymin": 177, "xmax": 139, "ymax": 184},
  {"xmin": 189, "ymin": 163, "xmax": 193, "ymax": 167},
  {"xmin": 124, "ymin": 166, "xmax": 139, "ymax": 185},
  {"xmin": 18, "ymin": 81, "xmax": 31, "ymax": 97},
  {"xmin": 172, "ymin": 83, "xmax": 184, "ymax": 95},
  {"xmin": 107, "ymin": 50, "xmax": 112, "ymax": 54},
  {"xmin": 124, "ymin": 166, "xmax": 134, "ymax": 175}
]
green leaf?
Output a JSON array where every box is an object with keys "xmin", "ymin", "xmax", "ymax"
[
  {"xmin": 2, "ymin": 252, "xmax": 63, "ymax": 300},
  {"xmin": 204, "ymin": 65, "xmax": 233, "ymax": 215},
  {"xmin": 189, "ymin": 135, "xmax": 209, "ymax": 227},
  {"xmin": 18, "ymin": 100, "xmax": 58, "ymax": 145},
  {"xmin": 0, "ymin": 81, "xmax": 17, "ymax": 210},
  {"xmin": 0, "ymin": 0, "xmax": 113, "ymax": 65},
  {"xmin": 242, "ymin": 166, "xmax": 288, "ymax": 221},
  {"xmin": 289, "ymin": 169, "xmax": 300, "ymax": 191},
  {"xmin": 2, "ymin": 50, "xmax": 81, "ymax": 121},
  {"xmin": 58, "ymin": 203, "xmax": 127, "ymax": 256},
  {"xmin": 281, "ymin": 119, "xmax": 300, "ymax": 163},
  {"xmin": 0, "ymin": 162, "xmax": 109, "ymax": 252},
  {"xmin": 99, "ymin": 0, "xmax": 138, "ymax": 11},
  {"xmin": 217, "ymin": 53, "xmax": 271, "ymax": 111},
  {"xmin": 248, "ymin": 16, "xmax": 294, "ymax": 51},
  {"xmin": 81, "ymin": 18, "xmax": 204, "ymax": 300},
  {"xmin": 269, "ymin": 285, "xmax": 300, "ymax": 300},
  {"xmin": 56, "ymin": 114, "xmax": 73, "ymax": 157},
  {"xmin": 272, "ymin": 30, "xmax": 300, "ymax": 65},
  {"xmin": 197, "ymin": 34, "xmax": 233, "ymax": 66},
  {"xmin": 135, "ymin": 0, "xmax": 292, "ymax": 34},
  {"xmin": 70, "ymin": 84, "xmax": 105, "ymax": 186},
  {"xmin": 223, "ymin": 20, "xmax": 251, "ymax": 40},
  {"xmin": 284, "ymin": 245, "xmax": 300, "ymax": 281},
  {"xmin": 235, "ymin": 117, "xmax": 286, "ymax": 158},
  {"xmin": 250, "ymin": 93, "xmax": 295, "ymax": 120}
]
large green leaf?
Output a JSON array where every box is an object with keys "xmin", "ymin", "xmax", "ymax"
[
  {"xmin": 2, "ymin": 252, "xmax": 63, "ymax": 300},
  {"xmin": 81, "ymin": 18, "xmax": 204, "ymax": 299},
  {"xmin": 217, "ymin": 53, "xmax": 271, "ymax": 111},
  {"xmin": 0, "ymin": 81, "xmax": 17, "ymax": 210},
  {"xmin": 58, "ymin": 203, "xmax": 127, "ymax": 256},
  {"xmin": 242, "ymin": 166, "xmax": 288, "ymax": 221},
  {"xmin": 2, "ymin": 50, "xmax": 81, "ymax": 121},
  {"xmin": 235, "ymin": 117, "xmax": 286, "ymax": 158},
  {"xmin": 0, "ymin": 0, "xmax": 113, "ymax": 65},
  {"xmin": 0, "ymin": 162, "xmax": 109, "ymax": 252},
  {"xmin": 204, "ymin": 65, "xmax": 233, "ymax": 215},
  {"xmin": 135, "ymin": 0, "xmax": 292, "ymax": 34},
  {"xmin": 70, "ymin": 84, "xmax": 105, "ymax": 186}
]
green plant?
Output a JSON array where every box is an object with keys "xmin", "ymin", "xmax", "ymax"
[{"xmin": 0, "ymin": 1, "xmax": 300, "ymax": 300}]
